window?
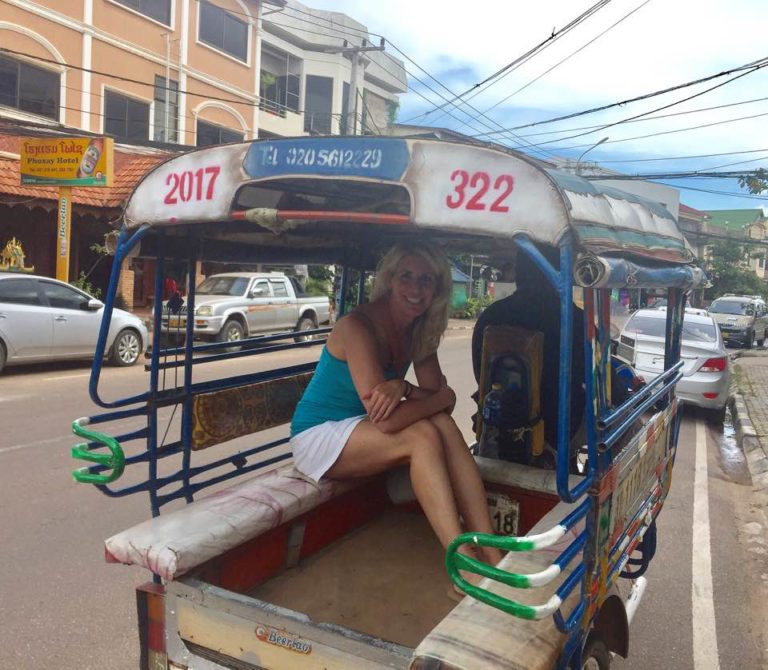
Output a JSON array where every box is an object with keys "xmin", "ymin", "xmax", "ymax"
[
  {"xmin": 153, "ymin": 75, "xmax": 178, "ymax": 142},
  {"xmin": 304, "ymin": 75, "xmax": 333, "ymax": 134},
  {"xmin": 199, "ymin": 0, "xmax": 248, "ymax": 62},
  {"xmin": 252, "ymin": 280, "xmax": 269, "ymax": 296},
  {"xmin": 40, "ymin": 281, "xmax": 88, "ymax": 310},
  {"xmin": 113, "ymin": 0, "xmax": 171, "ymax": 25},
  {"xmin": 196, "ymin": 120, "xmax": 243, "ymax": 147},
  {"xmin": 0, "ymin": 278, "xmax": 41, "ymax": 306},
  {"xmin": 197, "ymin": 276, "xmax": 249, "ymax": 296},
  {"xmin": 270, "ymin": 280, "xmax": 288, "ymax": 297},
  {"xmin": 104, "ymin": 90, "xmax": 150, "ymax": 140},
  {"xmin": 259, "ymin": 47, "xmax": 300, "ymax": 116},
  {"xmin": 0, "ymin": 55, "xmax": 59, "ymax": 120},
  {"xmin": 340, "ymin": 82, "xmax": 350, "ymax": 135}
]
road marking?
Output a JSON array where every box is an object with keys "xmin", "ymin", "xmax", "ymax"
[
  {"xmin": 692, "ymin": 420, "xmax": 720, "ymax": 670},
  {"xmin": 42, "ymin": 373, "xmax": 90, "ymax": 381},
  {"xmin": 0, "ymin": 435, "xmax": 68, "ymax": 455},
  {"xmin": 0, "ymin": 394, "xmax": 34, "ymax": 403}
]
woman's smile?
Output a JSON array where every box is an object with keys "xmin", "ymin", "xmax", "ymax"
[{"xmin": 390, "ymin": 255, "xmax": 436, "ymax": 319}]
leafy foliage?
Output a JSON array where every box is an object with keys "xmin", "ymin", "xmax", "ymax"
[
  {"xmin": 738, "ymin": 168, "xmax": 768, "ymax": 195},
  {"xmin": 71, "ymin": 271, "xmax": 102, "ymax": 299},
  {"xmin": 304, "ymin": 277, "xmax": 331, "ymax": 297},
  {"xmin": 452, "ymin": 295, "xmax": 494, "ymax": 319},
  {"xmin": 704, "ymin": 239, "xmax": 766, "ymax": 300}
]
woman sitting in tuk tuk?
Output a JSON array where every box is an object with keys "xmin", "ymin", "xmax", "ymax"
[{"xmin": 290, "ymin": 242, "xmax": 502, "ymax": 568}]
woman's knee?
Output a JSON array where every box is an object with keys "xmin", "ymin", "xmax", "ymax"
[
  {"xmin": 401, "ymin": 419, "xmax": 443, "ymax": 455},
  {"xmin": 429, "ymin": 411, "xmax": 459, "ymax": 433}
]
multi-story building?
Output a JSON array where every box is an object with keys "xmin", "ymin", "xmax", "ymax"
[
  {"xmin": 0, "ymin": 0, "xmax": 406, "ymax": 306},
  {"xmin": 704, "ymin": 208, "xmax": 767, "ymax": 281},
  {"xmin": 258, "ymin": 0, "xmax": 406, "ymax": 138}
]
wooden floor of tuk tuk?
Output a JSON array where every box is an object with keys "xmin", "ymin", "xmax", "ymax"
[{"xmin": 249, "ymin": 507, "xmax": 457, "ymax": 648}]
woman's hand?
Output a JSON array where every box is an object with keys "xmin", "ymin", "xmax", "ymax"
[{"xmin": 363, "ymin": 379, "xmax": 408, "ymax": 423}]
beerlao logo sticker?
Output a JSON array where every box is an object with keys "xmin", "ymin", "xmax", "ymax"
[{"xmin": 255, "ymin": 624, "xmax": 312, "ymax": 655}]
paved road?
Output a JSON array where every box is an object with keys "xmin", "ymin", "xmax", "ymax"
[{"xmin": 0, "ymin": 333, "xmax": 764, "ymax": 668}]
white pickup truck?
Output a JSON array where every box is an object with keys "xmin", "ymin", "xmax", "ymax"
[{"xmin": 161, "ymin": 272, "xmax": 331, "ymax": 344}]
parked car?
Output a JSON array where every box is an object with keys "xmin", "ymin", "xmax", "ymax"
[
  {"xmin": 616, "ymin": 308, "xmax": 731, "ymax": 422},
  {"xmin": 160, "ymin": 272, "xmax": 331, "ymax": 344},
  {"xmin": 708, "ymin": 294, "xmax": 768, "ymax": 348},
  {"xmin": 0, "ymin": 272, "xmax": 148, "ymax": 373}
]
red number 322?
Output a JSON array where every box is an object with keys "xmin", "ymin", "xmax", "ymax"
[{"xmin": 445, "ymin": 170, "xmax": 514, "ymax": 212}]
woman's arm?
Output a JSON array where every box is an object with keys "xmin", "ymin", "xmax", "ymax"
[
  {"xmin": 342, "ymin": 318, "xmax": 455, "ymax": 433},
  {"xmin": 414, "ymin": 354, "xmax": 456, "ymax": 414}
]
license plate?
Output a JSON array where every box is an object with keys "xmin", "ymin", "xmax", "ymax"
[
  {"xmin": 487, "ymin": 491, "xmax": 519, "ymax": 535},
  {"xmin": 168, "ymin": 316, "xmax": 186, "ymax": 328}
]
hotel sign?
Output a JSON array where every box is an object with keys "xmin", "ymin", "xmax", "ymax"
[{"xmin": 20, "ymin": 136, "xmax": 114, "ymax": 187}]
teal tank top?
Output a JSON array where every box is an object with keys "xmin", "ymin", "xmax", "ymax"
[{"xmin": 291, "ymin": 346, "xmax": 408, "ymax": 436}]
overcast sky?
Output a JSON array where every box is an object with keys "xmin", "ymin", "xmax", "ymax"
[{"xmin": 302, "ymin": 0, "xmax": 768, "ymax": 213}]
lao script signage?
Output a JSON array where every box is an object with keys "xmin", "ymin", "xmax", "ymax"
[{"xmin": 20, "ymin": 137, "xmax": 114, "ymax": 187}]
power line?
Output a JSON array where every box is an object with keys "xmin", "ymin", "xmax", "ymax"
[
  {"xmin": 208, "ymin": 0, "xmax": 558, "ymax": 158},
  {"xmin": 590, "ymin": 147, "xmax": 768, "ymax": 165},
  {"xmin": 0, "ymin": 46, "xmax": 359, "ymax": 123},
  {"xmin": 546, "ymin": 107, "xmax": 768, "ymax": 153},
  {"xmin": 649, "ymin": 181, "xmax": 768, "ymax": 201},
  {"xmin": 400, "ymin": 0, "xmax": 614, "ymax": 124},
  {"xmin": 474, "ymin": 54, "xmax": 768, "ymax": 136},
  {"xmin": 472, "ymin": 0, "xmax": 653, "ymax": 120},
  {"xmin": 525, "ymin": 63, "xmax": 766, "ymax": 148},
  {"xmin": 515, "ymin": 94, "xmax": 768, "ymax": 140}
]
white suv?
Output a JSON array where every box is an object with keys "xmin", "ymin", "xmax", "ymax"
[{"xmin": 708, "ymin": 294, "xmax": 768, "ymax": 348}]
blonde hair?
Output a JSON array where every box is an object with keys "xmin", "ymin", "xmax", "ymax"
[{"xmin": 370, "ymin": 241, "xmax": 452, "ymax": 362}]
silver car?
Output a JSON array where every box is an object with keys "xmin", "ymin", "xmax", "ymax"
[
  {"xmin": 617, "ymin": 308, "xmax": 731, "ymax": 422},
  {"xmin": 0, "ymin": 273, "xmax": 148, "ymax": 373}
]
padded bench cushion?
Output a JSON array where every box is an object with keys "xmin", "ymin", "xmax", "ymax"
[
  {"xmin": 104, "ymin": 465, "xmax": 357, "ymax": 581},
  {"xmin": 412, "ymin": 498, "xmax": 584, "ymax": 670}
]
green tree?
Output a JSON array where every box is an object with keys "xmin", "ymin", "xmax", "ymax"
[
  {"xmin": 704, "ymin": 239, "xmax": 766, "ymax": 300},
  {"xmin": 738, "ymin": 168, "xmax": 768, "ymax": 195}
]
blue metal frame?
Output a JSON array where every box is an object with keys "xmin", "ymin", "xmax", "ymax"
[{"xmin": 76, "ymin": 224, "xmax": 690, "ymax": 670}]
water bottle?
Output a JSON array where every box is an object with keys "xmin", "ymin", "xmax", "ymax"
[{"xmin": 479, "ymin": 383, "xmax": 503, "ymax": 459}]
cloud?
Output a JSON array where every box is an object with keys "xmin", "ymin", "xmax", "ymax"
[{"xmin": 300, "ymin": 0, "xmax": 768, "ymax": 209}]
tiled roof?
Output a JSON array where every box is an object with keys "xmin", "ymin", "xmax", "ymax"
[
  {"xmin": 704, "ymin": 208, "xmax": 766, "ymax": 230},
  {"xmin": 0, "ymin": 134, "xmax": 172, "ymax": 210},
  {"xmin": 679, "ymin": 203, "xmax": 707, "ymax": 217}
]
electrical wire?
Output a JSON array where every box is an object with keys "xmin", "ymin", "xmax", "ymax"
[
  {"xmin": 514, "ymin": 94, "xmax": 768, "ymax": 140},
  {"xmin": 400, "ymin": 0, "xmax": 614, "ymax": 124},
  {"xmin": 478, "ymin": 0, "xmax": 653, "ymax": 118},
  {"xmin": 525, "ymin": 63, "xmax": 768, "ymax": 149},
  {"xmin": 475, "ymin": 54, "xmax": 768, "ymax": 136},
  {"xmin": 545, "ymin": 107, "xmax": 768, "ymax": 153},
  {"xmin": 199, "ymin": 0, "xmax": 564, "ymax": 159}
]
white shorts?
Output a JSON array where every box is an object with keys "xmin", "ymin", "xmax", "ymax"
[{"xmin": 289, "ymin": 415, "xmax": 366, "ymax": 482}]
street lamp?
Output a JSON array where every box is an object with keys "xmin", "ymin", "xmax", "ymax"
[{"xmin": 576, "ymin": 136, "xmax": 609, "ymax": 175}]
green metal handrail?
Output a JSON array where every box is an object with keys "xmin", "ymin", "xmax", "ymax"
[{"xmin": 71, "ymin": 417, "xmax": 126, "ymax": 484}]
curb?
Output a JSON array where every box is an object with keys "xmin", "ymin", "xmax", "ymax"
[{"xmin": 728, "ymin": 391, "xmax": 768, "ymax": 491}]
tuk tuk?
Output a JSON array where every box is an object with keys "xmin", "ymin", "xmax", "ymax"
[{"xmin": 71, "ymin": 136, "xmax": 704, "ymax": 669}]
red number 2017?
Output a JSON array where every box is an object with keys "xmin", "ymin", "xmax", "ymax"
[
  {"xmin": 164, "ymin": 165, "xmax": 221, "ymax": 205},
  {"xmin": 445, "ymin": 170, "xmax": 514, "ymax": 212}
]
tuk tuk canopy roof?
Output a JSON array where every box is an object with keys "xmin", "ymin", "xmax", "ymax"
[{"xmin": 122, "ymin": 136, "xmax": 694, "ymax": 266}]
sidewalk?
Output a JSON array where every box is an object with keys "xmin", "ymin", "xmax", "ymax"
[{"xmin": 729, "ymin": 350, "xmax": 768, "ymax": 500}]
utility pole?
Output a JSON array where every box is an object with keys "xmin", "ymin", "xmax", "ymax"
[
  {"xmin": 321, "ymin": 38, "xmax": 385, "ymax": 135},
  {"xmin": 164, "ymin": 32, "xmax": 171, "ymax": 142}
]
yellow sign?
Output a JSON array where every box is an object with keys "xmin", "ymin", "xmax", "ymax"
[{"xmin": 20, "ymin": 136, "xmax": 114, "ymax": 187}]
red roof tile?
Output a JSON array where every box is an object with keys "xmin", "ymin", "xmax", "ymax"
[{"xmin": 679, "ymin": 203, "xmax": 707, "ymax": 217}]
